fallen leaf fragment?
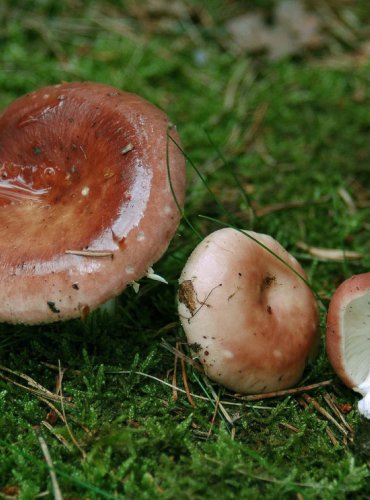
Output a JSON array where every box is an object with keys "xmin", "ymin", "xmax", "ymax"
[
  {"xmin": 226, "ymin": 0, "xmax": 323, "ymax": 60},
  {"xmin": 296, "ymin": 241, "xmax": 362, "ymax": 261}
]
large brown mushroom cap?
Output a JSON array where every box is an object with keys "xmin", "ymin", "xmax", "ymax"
[
  {"xmin": 178, "ymin": 228, "xmax": 319, "ymax": 394},
  {"xmin": 0, "ymin": 82, "xmax": 186, "ymax": 323}
]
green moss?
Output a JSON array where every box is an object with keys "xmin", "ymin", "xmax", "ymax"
[{"xmin": 1, "ymin": 0, "xmax": 370, "ymax": 498}]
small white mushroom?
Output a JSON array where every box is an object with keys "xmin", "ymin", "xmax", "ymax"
[
  {"xmin": 178, "ymin": 228, "xmax": 319, "ymax": 394},
  {"xmin": 326, "ymin": 273, "xmax": 370, "ymax": 418}
]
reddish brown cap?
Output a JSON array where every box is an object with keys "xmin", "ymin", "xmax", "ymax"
[
  {"xmin": 0, "ymin": 82, "xmax": 186, "ymax": 323},
  {"xmin": 326, "ymin": 273, "xmax": 370, "ymax": 390}
]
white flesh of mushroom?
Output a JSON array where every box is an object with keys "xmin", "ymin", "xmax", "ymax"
[{"xmin": 341, "ymin": 290, "xmax": 370, "ymax": 418}]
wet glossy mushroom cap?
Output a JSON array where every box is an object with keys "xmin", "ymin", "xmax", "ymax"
[
  {"xmin": 0, "ymin": 82, "xmax": 186, "ymax": 323},
  {"xmin": 326, "ymin": 273, "xmax": 370, "ymax": 417},
  {"xmin": 178, "ymin": 228, "xmax": 319, "ymax": 394}
]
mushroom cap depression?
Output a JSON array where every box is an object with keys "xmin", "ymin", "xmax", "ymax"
[
  {"xmin": 178, "ymin": 228, "xmax": 319, "ymax": 394},
  {"xmin": 0, "ymin": 82, "xmax": 186, "ymax": 324},
  {"xmin": 326, "ymin": 273, "xmax": 370, "ymax": 395}
]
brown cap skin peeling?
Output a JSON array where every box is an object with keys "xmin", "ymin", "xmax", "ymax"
[
  {"xmin": 326, "ymin": 273, "xmax": 370, "ymax": 389},
  {"xmin": 178, "ymin": 228, "xmax": 319, "ymax": 394},
  {"xmin": 0, "ymin": 82, "xmax": 186, "ymax": 323}
]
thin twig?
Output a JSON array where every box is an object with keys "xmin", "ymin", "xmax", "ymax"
[
  {"xmin": 252, "ymin": 196, "xmax": 329, "ymax": 217},
  {"xmin": 207, "ymin": 396, "xmax": 221, "ymax": 439},
  {"xmin": 232, "ymin": 380, "xmax": 332, "ymax": 401},
  {"xmin": 58, "ymin": 361, "xmax": 86, "ymax": 459},
  {"xmin": 39, "ymin": 396, "xmax": 92, "ymax": 437},
  {"xmin": 41, "ymin": 362, "xmax": 81, "ymax": 376},
  {"xmin": 280, "ymin": 422, "xmax": 299, "ymax": 433},
  {"xmin": 323, "ymin": 392, "xmax": 354, "ymax": 434},
  {"xmin": 302, "ymin": 393, "xmax": 348, "ymax": 436},
  {"xmin": 326, "ymin": 427, "xmax": 339, "ymax": 446},
  {"xmin": 180, "ymin": 356, "xmax": 196, "ymax": 408},
  {"xmin": 106, "ymin": 370, "xmax": 273, "ymax": 410},
  {"xmin": 40, "ymin": 398, "xmax": 66, "ymax": 426}
]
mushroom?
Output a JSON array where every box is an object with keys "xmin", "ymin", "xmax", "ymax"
[
  {"xmin": 326, "ymin": 273, "xmax": 370, "ymax": 418},
  {"xmin": 178, "ymin": 228, "xmax": 319, "ymax": 394},
  {"xmin": 0, "ymin": 82, "xmax": 186, "ymax": 323}
]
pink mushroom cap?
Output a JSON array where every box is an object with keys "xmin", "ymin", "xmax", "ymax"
[
  {"xmin": 0, "ymin": 82, "xmax": 186, "ymax": 324},
  {"xmin": 326, "ymin": 273, "xmax": 370, "ymax": 417},
  {"xmin": 178, "ymin": 228, "xmax": 319, "ymax": 394}
]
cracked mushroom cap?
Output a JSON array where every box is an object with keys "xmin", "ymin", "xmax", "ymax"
[
  {"xmin": 178, "ymin": 228, "xmax": 319, "ymax": 394},
  {"xmin": 326, "ymin": 273, "xmax": 370, "ymax": 417},
  {"xmin": 0, "ymin": 82, "xmax": 186, "ymax": 324}
]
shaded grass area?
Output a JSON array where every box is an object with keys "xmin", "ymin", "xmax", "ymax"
[{"xmin": 1, "ymin": 0, "xmax": 370, "ymax": 498}]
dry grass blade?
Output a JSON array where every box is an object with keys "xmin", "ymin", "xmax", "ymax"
[
  {"xmin": 160, "ymin": 339, "xmax": 204, "ymax": 372},
  {"xmin": 232, "ymin": 380, "xmax": 332, "ymax": 401},
  {"xmin": 0, "ymin": 364, "xmax": 58, "ymax": 394},
  {"xmin": 55, "ymin": 368, "xmax": 65, "ymax": 396},
  {"xmin": 41, "ymin": 421, "xmax": 72, "ymax": 451},
  {"xmin": 38, "ymin": 436, "xmax": 63, "ymax": 500},
  {"xmin": 41, "ymin": 362, "xmax": 81, "ymax": 376},
  {"xmin": 205, "ymin": 379, "xmax": 235, "ymax": 428},
  {"xmin": 107, "ymin": 369, "xmax": 273, "ymax": 410},
  {"xmin": 65, "ymin": 250, "xmax": 113, "ymax": 258},
  {"xmin": 296, "ymin": 241, "xmax": 362, "ymax": 261},
  {"xmin": 58, "ymin": 361, "xmax": 86, "ymax": 459},
  {"xmin": 338, "ymin": 187, "xmax": 357, "ymax": 214},
  {"xmin": 171, "ymin": 342, "xmax": 179, "ymax": 402},
  {"xmin": 245, "ymin": 102, "xmax": 269, "ymax": 148},
  {"xmin": 314, "ymin": 1, "xmax": 359, "ymax": 48},
  {"xmin": 253, "ymin": 196, "xmax": 329, "ymax": 217},
  {"xmin": 223, "ymin": 60, "xmax": 252, "ymax": 113},
  {"xmin": 22, "ymin": 18, "xmax": 65, "ymax": 60},
  {"xmin": 0, "ymin": 367, "xmax": 72, "ymax": 405}
]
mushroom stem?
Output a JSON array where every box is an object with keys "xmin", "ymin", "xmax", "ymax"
[
  {"xmin": 98, "ymin": 297, "xmax": 118, "ymax": 316},
  {"xmin": 357, "ymin": 372, "xmax": 370, "ymax": 419}
]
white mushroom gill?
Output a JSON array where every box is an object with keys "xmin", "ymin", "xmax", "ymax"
[{"xmin": 342, "ymin": 289, "xmax": 370, "ymax": 418}]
